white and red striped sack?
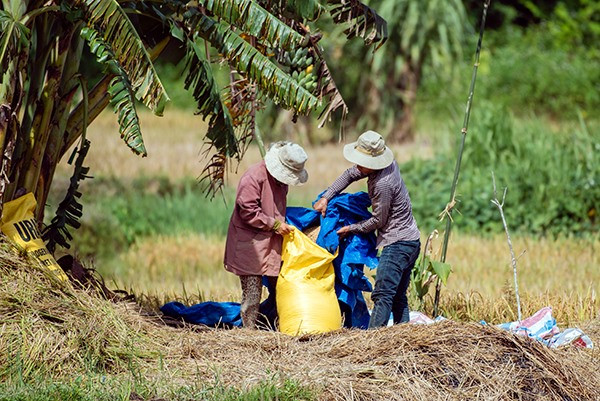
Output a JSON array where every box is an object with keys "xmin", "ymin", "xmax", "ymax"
[
  {"xmin": 548, "ymin": 328, "xmax": 594, "ymax": 349},
  {"xmin": 498, "ymin": 306, "xmax": 559, "ymax": 340}
]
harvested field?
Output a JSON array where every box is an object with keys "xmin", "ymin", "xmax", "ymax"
[
  {"xmin": 1, "ymin": 241, "xmax": 599, "ymax": 400},
  {"xmin": 162, "ymin": 321, "xmax": 600, "ymax": 401}
]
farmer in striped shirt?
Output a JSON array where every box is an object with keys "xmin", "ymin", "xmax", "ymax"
[{"xmin": 314, "ymin": 130, "xmax": 421, "ymax": 328}]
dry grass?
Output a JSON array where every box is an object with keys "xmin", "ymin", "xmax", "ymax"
[
  {"xmin": 57, "ymin": 110, "xmax": 431, "ymax": 196},
  {"xmin": 429, "ymin": 290, "xmax": 598, "ymax": 326},
  {"xmin": 109, "ymin": 234, "xmax": 238, "ymax": 302},
  {"xmin": 160, "ymin": 322, "xmax": 600, "ymax": 401},
  {"xmin": 104, "ymin": 233, "xmax": 599, "ymax": 300},
  {"xmin": 1, "ymin": 243, "xmax": 600, "ymax": 401},
  {"xmin": 444, "ymin": 234, "xmax": 599, "ymax": 295},
  {"xmin": 102, "ymin": 231, "xmax": 598, "ymax": 325}
]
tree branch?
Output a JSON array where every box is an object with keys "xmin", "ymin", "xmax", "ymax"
[{"xmin": 491, "ymin": 171, "xmax": 523, "ymax": 321}]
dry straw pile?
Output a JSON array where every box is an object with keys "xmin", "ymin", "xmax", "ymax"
[{"xmin": 1, "ymin": 240, "xmax": 599, "ymax": 400}]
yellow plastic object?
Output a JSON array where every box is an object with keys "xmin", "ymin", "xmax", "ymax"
[
  {"xmin": 1, "ymin": 193, "xmax": 67, "ymax": 281},
  {"xmin": 277, "ymin": 228, "xmax": 341, "ymax": 335}
]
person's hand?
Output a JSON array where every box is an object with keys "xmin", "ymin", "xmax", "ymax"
[
  {"xmin": 336, "ymin": 225, "xmax": 351, "ymax": 238},
  {"xmin": 276, "ymin": 222, "xmax": 294, "ymax": 236},
  {"xmin": 313, "ymin": 197, "xmax": 328, "ymax": 217}
]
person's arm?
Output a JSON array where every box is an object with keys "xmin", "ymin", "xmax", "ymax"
[
  {"xmin": 322, "ymin": 166, "xmax": 364, "ymax": 200},
  {"xmin": 314, "ymin": 166, "xmax": 364, "ymax": 215},
  {"xmin": 346, "ymin": 185, "xmax": 392, "ymax": 234}
]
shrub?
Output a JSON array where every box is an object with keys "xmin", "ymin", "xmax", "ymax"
[
  {"xmin": 419, "ymin": 28, "xmax": 600, "ymax": 120},
  {"xmin": 403, "ymin": 103, "xmax": 599, "ymax": 236}
]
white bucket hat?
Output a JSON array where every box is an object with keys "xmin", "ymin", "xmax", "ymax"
[
  {"xmin": 264, "ymin": 141, "xmax": 308, "ymax": 186},
  {"xmin": 343, "ymin": 130, "xmax": 394, "ymax": 170}
]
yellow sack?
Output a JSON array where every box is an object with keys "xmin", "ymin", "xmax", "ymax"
[
  {"xmin": 1, "ymin": 193, "xmax": 67, "ymax": 281},
  {"xmin": 277, "ymin": 228, "xmax": 341, "ymax": 335}
]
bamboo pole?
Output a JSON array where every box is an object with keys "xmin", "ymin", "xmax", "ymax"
[{"xmin": 432, "ymin": 0, "xmax": 491, "ymax": 317}]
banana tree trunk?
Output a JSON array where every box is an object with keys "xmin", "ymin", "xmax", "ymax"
[
  {"xmin": 390, "ymin": 62, "xmax": 421, "ymax": 143},
  {"xmin": 0, "ymin": 42, "xmax": 30, "ymax": 210},
  {"xmin": 0, "ymin": 105, "xmax": 16, "ymax": 217},
  {"xmin": 36, "ymin": 30, "xmax": 84, "ymax": 222},
  {"xmin": 6, "ymin": 26, "xmax": 75, "ymax": 223},
  {"xmin": 20, "ymin": 17, "xmax": 52, "ymax": 140}
]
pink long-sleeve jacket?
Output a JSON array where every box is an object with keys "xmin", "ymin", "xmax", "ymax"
[{"xmin": 224, "ymin": 161, "xmax": 288, "ymax": 277}]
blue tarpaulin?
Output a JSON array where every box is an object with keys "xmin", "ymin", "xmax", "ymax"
[
  {"xmin": 160, "ymin": 192, "xmax": 378, "ymax": 328},
  {"xmin": 160, "ymin": 301, "xmax": 242, "ymax": 327}
]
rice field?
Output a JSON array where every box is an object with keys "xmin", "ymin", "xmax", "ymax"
[
  {"xmin": 50, "ymin": 110, "xmax": 600, "ymax": 326},
  {"xmin": 4, "ymin": 109, "xmax": 598, "ymax": 401},
  {"xmin": 1, "ymin": 250, "xmax": 599, "ymax": 401}
]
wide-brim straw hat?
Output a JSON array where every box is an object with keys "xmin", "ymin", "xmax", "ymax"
[
  {"xmin": 343, "ymin": 130, "xmax": 394, "ymax": 170},
  {"xmin": 264, "ymin": 141, "xmax": 308, "ymax": 186}
]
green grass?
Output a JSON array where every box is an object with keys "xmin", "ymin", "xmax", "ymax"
[
  {"xmin": 51, "ymin": 177, "xmax": 235, "ymax": 259},
  {"xmin": 418, "ymin": 27, "xmax": 600, "ymax": 121},
  {"xmin": 0, "ymin": 378, "xmax": 130, "ymax": 401},
  {"xmin": 0, "ymin": 376, "xmax": 314, "ymax": 401}
]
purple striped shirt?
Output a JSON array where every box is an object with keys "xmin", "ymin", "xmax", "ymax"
[{"xmin": 322, "ymin": 162, "xmax": 420, "ymax": 248}]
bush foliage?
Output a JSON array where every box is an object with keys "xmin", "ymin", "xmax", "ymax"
[{"xmin": 403, "ymin": 102, "xmax": 599, "ymax": 236}]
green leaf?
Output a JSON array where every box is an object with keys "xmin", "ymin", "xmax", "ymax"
[
  {"xmin": 184, "ymin": 36, "xmax": 238, "ymax": 158},
  {"xmin": 171, "ymin": 23, "xmax": 185, "ymax": 42},
  {"xmin": 81, "ymin": 26, "xmax": 147, "ymax": 156},
  {"xmin": 201, "ymin": 0, "xmax": 305, "ymax": 50},
  {"xmin": 430, "ymin": 261, "xmax": 452, "ymax": 286},
  {"xmin": 287, "ymin": 0, "xmax": 324, "ymax": 20},
  {"xmin": 0, "ymin": 6, "xmax": 29, "ymax": 78},
  {"xmin": 173, "ymin": 26, "xmax": 244, "ymax": 197},
  {"xmin": 3, "ymin": 0, "xmax": 25, "ymax": 20},
  {"xmin": 195, "ymin": 15, "xmax": 319, "ymax": 115},
  {"xmin": 73, "ymin": 0, "xmax": 170, "ymax": 115},
  {"xmin": 0, "ymin": 18, "xmax": 16, "ymax": 75}
]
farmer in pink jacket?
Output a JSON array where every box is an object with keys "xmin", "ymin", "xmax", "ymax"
[{"xmin": 224, "ymin": 141, "xmax": 308, "ymax": 329}]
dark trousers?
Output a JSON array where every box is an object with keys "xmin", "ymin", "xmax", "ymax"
[{"xmin": 368, "ymin": 240, "xmax": 421, "ymax": 328}]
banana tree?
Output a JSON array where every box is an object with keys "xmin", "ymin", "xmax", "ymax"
[
  {"xmin": 0, "ymin": 0, "xmax": 386, "ymax": 246},
  {"xmin": 360, "ymin": 0, "xmax": 468, "ymax": 142}
]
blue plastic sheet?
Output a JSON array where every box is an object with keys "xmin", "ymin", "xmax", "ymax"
[
  {"xmin": 160, "ymin": 301, "xmax": 242, "ymax": 327},
  {"xmin": 160, "ymin": 294, "xmax": 276, "ymax": 328},
  {"xmin": 160, "ymin": 192, "xmax": 378, "ymax": 329}
]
